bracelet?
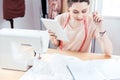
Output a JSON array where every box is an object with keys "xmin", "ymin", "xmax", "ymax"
[
  {"xmin": 57, "ymin": 40, "xmax": 61, "ymax": 46},
  {"xmin": 99, "ymin": 30, "xmax": 106, "ymax": 37}
]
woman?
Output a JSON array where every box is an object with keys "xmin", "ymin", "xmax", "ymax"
[{"xmin": 50, "ymin": 0, "xmax": 113, "ymax": 57}]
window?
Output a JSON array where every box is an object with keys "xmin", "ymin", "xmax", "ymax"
[
  {"xmin": 102, "ymin": 0, "xmax": 120, "ymax": 17},
  {"xmin": 92, "ymin": 0, "xmax": 120, "ymax": 17}
]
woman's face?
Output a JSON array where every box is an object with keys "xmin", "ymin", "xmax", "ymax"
[{"xmin": 69, "ymin": 2, "xmax": 89, "ymax": 22}]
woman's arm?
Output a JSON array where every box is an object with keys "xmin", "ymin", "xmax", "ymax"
[
  {"xmin": 93, "ymin": 12, "xmax": 113, "ymax": 57},
  {"xmin": 97, "ymin": 30, "xmax": 113, "ymax": 57},
  {"xmin": 94, "ymin": 22, "xmax": 113, "ymax": 57}
]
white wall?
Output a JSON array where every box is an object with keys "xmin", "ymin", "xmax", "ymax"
[
  {"xmin": 0, "ymin": 0, "xmax": 43, "ymax": 30},
  {"xmin": 0, "ymin": 0, "xmax": 3, "ymax": 22}
]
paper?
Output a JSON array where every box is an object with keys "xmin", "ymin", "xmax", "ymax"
[
  {"xmin": 20, "ymin": 53, "xmax": 120, "ymax": 80},
  {"xmin": 41, "ymin": 18, "xmax": 69, "ymax": 41},
  {"xmin": 92, "ymin": 59, "xmax": 120, "ymax": 80},
  {"xmin": 67, "ymin": 59, "xmax": 106, "ymax": 80},
  {"xmin": 20, "ymin": 54, "xmax": 74, "ymax": 80},
  {"xmin": 67, "ymin": 58, "xmax": 120, "ymax": 80}
]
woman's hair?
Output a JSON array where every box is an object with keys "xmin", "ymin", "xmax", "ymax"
[{"xmin": 67, "ymin": 0, "xmax": 90, "ymax": 7}]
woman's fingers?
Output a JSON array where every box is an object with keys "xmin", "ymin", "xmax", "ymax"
[
  {"xmin": 93, "ymin": 12, "xmax": 103, "ymax": 23},
  {"xmin": 48, "ymin": 30, "xmax": 55, "ymax": 36},
  {"xmin": 48, "ymin": 30, "xmax": 57, "ymax": 39}
]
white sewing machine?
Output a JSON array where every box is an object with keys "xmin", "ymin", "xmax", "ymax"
[{"xmin": 0, "ymin": 28, "xmax": 49, "ymax": 71}]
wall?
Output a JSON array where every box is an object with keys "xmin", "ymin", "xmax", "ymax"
[
  {"xmin": 0, "ymin": 0, "xmax": 3, "ymax": 22},
  {"xmin": 0, "ymin": 0, "xmax": 43, "ymax": 30}
]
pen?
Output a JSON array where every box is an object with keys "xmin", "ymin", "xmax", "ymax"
[{"xmin": 66, "ymin": 65, "xmax": 75, "ymax": 80}]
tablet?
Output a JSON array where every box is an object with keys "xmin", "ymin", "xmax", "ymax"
[{"xmin": 41, "ymin": 18, "xmax": 69, "ymax": 41}]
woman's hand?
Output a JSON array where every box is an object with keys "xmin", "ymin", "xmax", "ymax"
[
  {"xmin": 92, "ymin": 12, "xmax": 103, "ymax": 23},
  {"xmin": 48, "ymin": 30, "xmax": 60, "ymax": 46},
  {"xmin": 104, "ymin": 53, "xmax": 111, "ymax": 58},
  {"xmin": 92, "ymin": 12, "xmax": 104, "ymax": 31},
  {"xmin": 48, "ymin": 30, "xmax": 57, "ymax": 42},
  {"xmin": 49, "ymin": 30, "xmax": 57, "ymax": 38}
]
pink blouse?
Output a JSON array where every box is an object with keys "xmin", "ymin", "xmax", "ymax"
[{"xmin": 55, "ymin": 12, "xmax": 102, "ymax": 52}]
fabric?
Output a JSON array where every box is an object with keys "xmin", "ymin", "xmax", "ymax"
[
  {"xmin": 55, "ymin": 12, "xmax": 102, "ymax": 52},
  {"xmin": 3, "ymin": 0, "xmax": 25, "ymax": 19},
  {"xmin": 48, "ymin": 0, "xmax": 62, "ymax": 19}
]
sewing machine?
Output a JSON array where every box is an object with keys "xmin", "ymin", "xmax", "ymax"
[{"xmin": 0, "ymin": 28, "xmax": 49, "ymax": 71}]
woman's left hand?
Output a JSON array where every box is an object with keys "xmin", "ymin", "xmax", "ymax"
[
  {"xmin": 92, "ymin": 12, "xmax": 103, "ymax": 23},
  {"xmin": 93, "ymin": 12, "xmax": 104, "ymax": 30}
]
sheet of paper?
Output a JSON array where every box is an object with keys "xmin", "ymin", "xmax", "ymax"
[
  {"xmin": 92, "ymin": 59, "xmax": 120, "ymax": 80},
  {"xmin": 19, "ymin": 68, "xmax": 55, "ymax": 80},
  {"xmin": 63, "ymin": 55, "xmax": 120, "ymax": 80},
  {"xmin": 67, "ymin": 56, "xmax": 120, "ymax": 80},
  {"xmin": 41, "ymin": 18, "xmax": 69, "ymax": 41},
  {"xmin": 67, "ymin": 59, "xmax": 106, "ymax": 80},
  {"xmin": 20, "ymin": 54, "xmax": 74, "ymax": 80}
]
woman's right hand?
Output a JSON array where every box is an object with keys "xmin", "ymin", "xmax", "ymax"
[{"xmin": 48, "ymin": 30, "xmax": 60, "ymax": 46}]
